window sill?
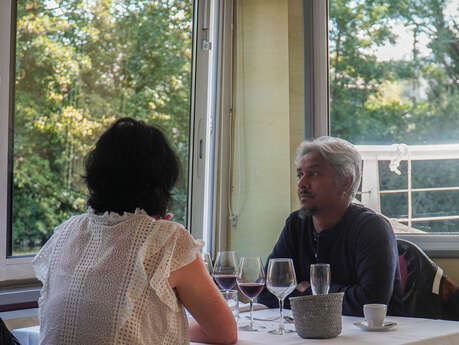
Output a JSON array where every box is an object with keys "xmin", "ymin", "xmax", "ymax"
[
  {"xmin": 0, "ymin": 282, "xmax": 40, "ymax": 312},
  {"xmin": 396, "ymin": 234, "xmax": 459, "ymax": 258},
  {"xmin": 1, "ymin": 307, "xmax": 39, "ymax": 331}
]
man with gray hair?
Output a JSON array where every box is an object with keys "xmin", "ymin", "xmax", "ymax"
[{"xmin": 258, "ymin": 136, "xmax": 402, "ymax": 316}]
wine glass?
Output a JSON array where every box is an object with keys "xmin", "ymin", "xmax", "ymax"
[
  {"xmin": 213, "ymin": 251, "xmax": 238, "ymax": 292},
  {"xmin": 310, "ymin": 263, "xmax": 330, "ymax": 295},
  {"xmin": 237, "ymin": 256, "xmax": 265, "ymax": 331},
  {"xmin": 266, "ymin": 258, "xmax": 297, "ymax": 335},
  {"xmin": 202, "ymin": 251, "xmax": 213, "ymax": 275}
]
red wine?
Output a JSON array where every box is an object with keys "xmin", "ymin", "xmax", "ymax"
[
  {"xmin": 238, "ymin": 282, "xmax": 265, "ymax": 298},
  {"xmin": 214, "ymin": 274, "xmax": 237, "ymax": 290}
]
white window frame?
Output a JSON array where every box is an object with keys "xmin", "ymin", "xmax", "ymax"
[
  {"xmin": 188, "ymin": 0, "xmax": 221, "ymax": 254},
  {"xmin": 0, "ymin": 0, "xmax": 216, "ymax": 283},
  {"xmin": 189, "ymin": 0, "xmax": 234, "ymax": 257},
  {"xmin": 310, "ymin": 0, "xmax": 459, "ymax": 257},
  {"xmin": 358, "ymin": 144, "xmax": 459, "ymax": 257},
  {"xmin": 0, "ymin": 0, "xmax": 35, "ymax": 282},
  {"xmin": 303, "ymin": 0, "xmax": 329, "ymax": 138}
]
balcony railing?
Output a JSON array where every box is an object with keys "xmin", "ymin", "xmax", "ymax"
[{"xmin": 356, "ymin": 144, "xmax": 459, "ymax": 232}]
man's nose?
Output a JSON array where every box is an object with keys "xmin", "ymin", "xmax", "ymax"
[{"xmin": 298, "ymin": 174, "xmax": 307, "ymax": 188}]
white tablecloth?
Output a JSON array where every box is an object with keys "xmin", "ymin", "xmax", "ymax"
[
  {"xmin": 191, "ymin": 309, "xmax": 459, "ymax": 345},
  {"xmin": 12, "ymin": 325, "xmax": 40, "ymax": 345},
  {"xmin": 13, "ymin": 309, "xmax": 459, "ymax": 345}
]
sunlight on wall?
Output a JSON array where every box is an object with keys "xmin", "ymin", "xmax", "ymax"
[
  {"xmin": 229, "ymin": 0, "xmax": 304, "ymax": 261},
  {"xmin": 227, "ymin": 0, "xmax": 459, "ymax": 282}
]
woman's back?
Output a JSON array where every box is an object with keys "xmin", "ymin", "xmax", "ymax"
[
  {"xmin": 34, "ymin": 118, "xmax": 236, "ymax": 345},
  {"xmin": 34, "ymin": 209, "xmax": 202, "ymax": 345}
]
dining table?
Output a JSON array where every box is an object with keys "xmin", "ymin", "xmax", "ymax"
[
  {"xmin": 13, "ymin": 308, "xmax": 459, "ymax": 345},
  {"xmin": 193, "ymin": 308, "xmax": 459, "ymax": 345}
]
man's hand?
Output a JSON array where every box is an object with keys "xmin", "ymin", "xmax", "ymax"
[{"xmin": 296, "ymin": 281, "xmax": 310, "ymax": 293}]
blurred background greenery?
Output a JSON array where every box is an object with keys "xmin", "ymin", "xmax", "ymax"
[
  {"xmin": 10, "ymin": 0, "xmax": 458, "ymax": 254},
  {"xmin": 12, "ymin": 0, "xmax": 193, "ymax": 254}
]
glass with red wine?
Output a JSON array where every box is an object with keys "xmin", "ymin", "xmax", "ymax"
[
  {"xmin": 237, "ymin": 256, "xmax": 265, "ymax": 331},
  {"xmin": 213, "ymin": 251, "xmax": 238, "ymax": 291}
]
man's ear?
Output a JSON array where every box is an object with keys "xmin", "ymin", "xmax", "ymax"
[{"xmin": 341, "ymin": 175, "xmax": 353, "ymax": 195}]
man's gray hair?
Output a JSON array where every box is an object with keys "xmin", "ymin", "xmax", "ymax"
[{"xmin": 295, "ymin": 136, "xmax": 362, "ymax": 201}]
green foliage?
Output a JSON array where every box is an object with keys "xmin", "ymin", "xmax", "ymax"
[
  {"xmin": 11, "ymin": 0, "xmax": 459, "ymax": 251},
  {"xmin": 12, "ymin": 0, "xmax": 192, "ymax": 254},
  {"xmin": 330, "ymin": 0, "xmax": 459, "ymax": 231},
  {"xmin": 330, "ymin": 0, "xmax": 458, "ymax": 144}
]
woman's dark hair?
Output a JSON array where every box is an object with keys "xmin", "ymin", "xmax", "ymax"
[{"xmin": 85, "ymin": 117, "xmax": 180, "ymax": 217}]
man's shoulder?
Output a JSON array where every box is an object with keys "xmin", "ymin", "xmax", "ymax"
[
  {"xmin": 285, "ymin": 209, "xmax": 311, "ymax": 225},
  {"xmin": 348, "ymin": 203, "xmax": 387, "ymax": 222},
  {"xmin": 287, "ymin": 209, "xmax": 304, "ymax": 220},
  {"xmin": 347, "ymin": 203, "xmax": 393, "ymax": 237},
  {"xmin": 283, "ymin": 210, "xmax": 310, "ymax": 233}
]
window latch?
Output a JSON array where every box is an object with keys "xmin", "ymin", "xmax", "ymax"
[{"xmin": 201, "ymin": 28, "xmax": 212, "ymax": 51}]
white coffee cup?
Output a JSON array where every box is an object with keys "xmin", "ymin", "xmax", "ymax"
[{"xmin": 363, "ymin": 304, "xmax": 387, "ymax": 328}]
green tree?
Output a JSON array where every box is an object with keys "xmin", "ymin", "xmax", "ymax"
[
  {"xmin": 12, "ymin": 0, "xmax": 193, "ymax": 253},
  {"xmin": 329, "ymin": 0, "xmax": 458, "ymax": 231}
]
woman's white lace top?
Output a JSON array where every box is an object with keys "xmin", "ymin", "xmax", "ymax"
[{"xmin": 33, "ymin": 209, "xmax": 203, "ymax": 345}]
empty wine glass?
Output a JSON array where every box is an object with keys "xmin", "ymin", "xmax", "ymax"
[
  {"xmin": 202, "ymin": 251, "xmax": 213, "ymax": 275},
  {"xmin": 266, "ymin": 258, "xmax": 297, "ymax": 335},
  {"xmin": 310, "ymin": 263, "xmax": 330, "ymax": 295},
  {"xmin": 237, "ymin": 256, "xmax": 265, "ymax": 331},
  {"xmin": 213, "ymin": 251, "xmax": 238, "ymax": 291}
]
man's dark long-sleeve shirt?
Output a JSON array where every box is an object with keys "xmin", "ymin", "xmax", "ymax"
[{"xmin": 258, "ymin": 203, "xmax": 402, "ymax": 316}]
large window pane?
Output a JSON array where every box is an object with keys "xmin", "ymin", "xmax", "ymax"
[
  {"xmin": 380, "ymin": 193, "xmax": 408, "ymax": 219},
  {"xmin": 330, "ymin": 0, "xmax": 458, "ymax": 145},
  {"xmin": 412, "ymin": 160, "xmax": 459, "ymax": 189},
  {"xmin": 329, "ymin": 0, "xmax": 459, "ymax": 234},
  {"xmin": 379, "ymin": 160, "xmax": 407, "ymax": 190},
  {"xmin": 413, "ymin": 219, "xmax": 459, "ymax": 233},
  {"xmin": 412, "ymin": 190, "xmax": 459, "ymax": 219},
  {"xmin": 11, "ymin": 0, "xmax": 193, "ymax": 255}
]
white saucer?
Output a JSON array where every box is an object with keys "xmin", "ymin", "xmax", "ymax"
[{"xmin": 354, "ymin": 320, "xmax": 397, "ymax": 332}]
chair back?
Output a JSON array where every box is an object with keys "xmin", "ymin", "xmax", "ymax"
[
  {"xmin": 397, "ymin": 239, "xmax": 446, "ymax": 319},
  {"xmin": 0, "ymin": 317, "xmax": 20, "ymax": 345}
]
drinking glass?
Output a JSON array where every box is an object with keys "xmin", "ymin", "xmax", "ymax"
[
  {"xmin": 213, "ymin": 251, "xmax": 238, "ymax": 291},
  {"xmin": 310, "ymin": 263, "xmax": 330, "ymax": 295},
  {"xmin": 220, "ymin": 289, "xmax": 239, "ymax": 321},
  {"xmin": 266, "ymin": 258, "xmax": 297, "ymax": 335},
  {"xmin": 237, "ymin": 256, "xmax": 265, "ymax": 331},
  {"xmin": 202, "ymin": 252, "xmax": 213, "ymax": 275}
]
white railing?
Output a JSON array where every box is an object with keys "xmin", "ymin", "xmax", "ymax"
[{"xmin": 356, "ymin": 144, "xmax": 459, "ymax": 230}]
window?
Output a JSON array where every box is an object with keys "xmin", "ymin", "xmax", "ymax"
[
  {"xmin": 217, "ymin": 0, "xmax": 458, "ymax": 261},
  {"xmin": 0, "ymin": 0, "xmax": 218, "ymax": 282},
  {"xmin": 328, "ymin": 0, "xmax": 459, "ymax": 255},
  {"xmin": 10, "ymin": 0, "xmax": 194, "ymax": 257}
]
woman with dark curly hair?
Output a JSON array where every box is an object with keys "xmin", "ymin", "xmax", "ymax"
[{"xmin": 33, "ymin": 118, "xmax": 237, "ymax": 345}]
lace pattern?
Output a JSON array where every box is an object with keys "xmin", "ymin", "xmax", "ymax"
[{"xmin": 33, "ymin": 210, "xmax": 203, "ymax": 345}]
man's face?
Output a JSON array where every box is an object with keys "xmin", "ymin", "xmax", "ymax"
[{"xmin": 297, "ymin": 151, "xmax": 346, "ymax": 215}]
